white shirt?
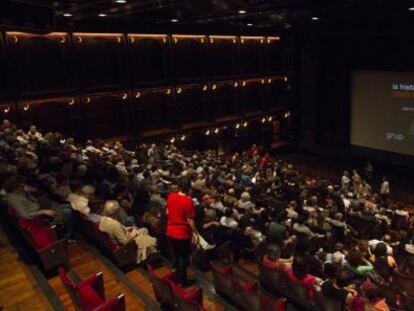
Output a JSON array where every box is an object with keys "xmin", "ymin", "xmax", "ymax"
[
  {"xmin": 220, "ymin": 216, "xmax": 238, "ymax": 229},
  {"xmin": 380, "ymin": 181, "xmax": 390, "ymax": 194},
  {"xmin": 67, "ymin": 193, "xmax": 90, "ymax": 215}
]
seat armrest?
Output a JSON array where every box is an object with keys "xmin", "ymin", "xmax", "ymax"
[{"xmin": 94, "ymin": 294, "xmax": 125, "ymax": 311}]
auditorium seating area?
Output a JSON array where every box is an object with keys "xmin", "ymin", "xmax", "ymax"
[{"xmin": 0, "ymin": 120, "xmax": 414, "ymax": 311}]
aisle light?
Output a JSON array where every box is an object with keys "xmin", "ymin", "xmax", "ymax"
[
  {"xmin": 3, "ymin": 106, "xmax": 10, "ymax": 113},
  {"xmin": 180, "ymin": 134, "xmax": 186, "ymax": 141},
  {"xmin": 284, "ymin": 76, "xmax": 288, "ymax": 82},
  {"xmin": 243, "ymin": 121, "xmax": 248, "ymax": 127},
  {"xmin": 211, "ymin": 84, "xmax": 217, "ymax": 90},
  {"xmin": 23, "ymin": 104, "xmax": 30, "ymax": 111},
  {"xmin": 242, "ymin": 80, "xmax": 246, "ymax": 87},
  {"xmin": 202, "ymin": 84, "xmax": 208, "ymax": 91},
  {"xmin": 135, "ymin": 91, "xmax": 141, "ymax": 98},
  {"xmin": 166, "ymin": 88, "xmax": 171, "ymax": 95},
  {"xmin": 234, "ymin": 81, "xmax": 239, "ymax": 88},
  {"xmin": 122, "ymin": 93, "xmax": 128, "ymax": 100},
  {"xmin": 268, "ymin": 116, "xmax": 273, "ymax": 122},
  {"xmin": 214, "ymin": 128, "xmax": 219, "ymax": 134},
  {"xmin": 68, "ymin": 98, "xmax": 75, "ymax": 106},
  {"xmin": 261, "ymin": 79, "xmax": 265, "ymax": 85},
  {"xmin": 205, "ymin": 129, "xmax": 211, "ymax": 136},
  {"xmin": 267, "ymin": 78, "xmax": 272, "ymax": 84},
  {"xmin": 170, "ymin": 137, "xmax": 175, "ymax": 143},
  {"xmin": 261, "ymin": 117, "xmax": 266, "ymax": 123},
  {"xmin": 177, "ymin": 87, "xmax": 182, "ymax": 94},
  {"xmin": 235, "ymin": 123, "xmax": 240, "ymax": 129}
]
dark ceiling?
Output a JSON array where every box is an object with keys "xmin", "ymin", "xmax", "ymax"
[{"xmin": 2, "ymin": 0, "xmax": 414, "ymax": 33}]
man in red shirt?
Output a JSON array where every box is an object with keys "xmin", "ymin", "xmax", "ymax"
[{"xmin": 166, "ymin": 178, "xmax": 196, "ymax": 286}]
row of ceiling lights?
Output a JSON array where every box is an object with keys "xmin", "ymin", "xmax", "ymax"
[{"xmin": 61, "ymin": 2, "xmax": 319, "ymax": 25}]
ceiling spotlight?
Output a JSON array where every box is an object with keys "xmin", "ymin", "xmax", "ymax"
[
  {"xmin": 214, "ymin": 128, "xmax": 219, "ymax": 134},
  {"xmin": 63, "ymin": 13, "xmax": 72, "ymax": 17},
  {"xmin": 409, "ymin": 7, "xmax": 414, "ymax": 11},
  {"xmin": 180, "ymin": 134, "xmax": 186, "ymax": 141},
  {"xmin": 115, "ymin": 0, "xmax": 127, "ymax": 3},
  {"xmin": 243, "ymin": 121, "xmax": 248, "ymax": 128},
  {"xmin": 98, "ymin": 13, "xmax": 107, "ymax": 17},
  {"xmin": 247, "ymin": 23, "xmax": 253, "ymax": 27},
  {"xmin": 171, "ymin": 19, "xmax": 179, "ymax": 23},
  {"xmin": 238, "ymin": 10, "xmax": 247, "ymax": 14},
  {"xmin": 311, "ymin": 16, "xmax": 319, "ymax": 21},
  {"xmin": 205, "ymin": 129, "xmax": 211, "ymax": 136}
]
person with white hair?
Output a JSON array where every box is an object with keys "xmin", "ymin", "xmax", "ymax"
[
  {"xmin": 237, "ymin": 192, "xmax": 255, "ymax": 212},
  {"xmin": 67, "ymin": 184, "xmax": 95, "ymax": 215},
  {"xmin": 99, "ymin": 200, "xmax": 157, "ymax": 263}
]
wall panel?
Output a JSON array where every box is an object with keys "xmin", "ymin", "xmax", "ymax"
[
  {"xmin": 82, "ymin": 91, "xmax": 129, "ymax": 139},
  {"xmin": 240, "ymin": 38, "xmax": 265, "ymax": 77},
  {"xmin": 209, "ymin": 84, "xmax": 240, "ymax": 121},
  {"xmin": 18, "ymin": 97, "xmax": 80, "ymax": 137},
  {"xmin": 240, "ymin": 82, "xmax": 263, "ymax": 115},
  {"xmin": 133, "ymin": 90, "xmax": 171, "ymax": 133},
  {"xmin": 0, "ymin": 35, "xmax": 9, "ymax": 98},
  {"xmin": 6, "ymin": 32, "xmax": 72, "ymax": 95},
  {"xmin": 172, "ymin": 36, "xmax": 206, "ymax": 83},
  {"xmin": 127, "ymin": 35, "xmax": 169, "ymax": 86},
  {"xmin": 208, "ymin": 36, "xmax": 238, "ymax": 79},
  {"xmin": 177, "ymin": 87, "xmax": 208, "ymax": 127},
  {"xmin": 73, "ymin": 33, "xmax": 126, "ymax": 90}
]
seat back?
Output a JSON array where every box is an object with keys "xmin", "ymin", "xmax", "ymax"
[
  {"xmin": 176, "ymin": 296, "xmax": 203, "ymax": 311},
  {"xmin": 258, "ymin": 261, "xmax": 286, "ymax": 293},
  {"xmin": 394, "ymin": 271, "xmax": 414, "ymax": 297},
  {"xmin": 313, "ymin": 290, "xmax": 342, "ymax": 311},
  {"xmin": 210, "ymin": 261, "xmax": 233, "ymax": 298},
  {"xmin": 400, "ymin": 292, "xmax": 414, "ymax": 311},
  {"xmin": 286, "ymin": 278, "xmax": 311, "ymax": 309},
  {"xmin": 147, "ymin": 264, "xmax": 176, "ymax": 309},
  {"xmin": 233, "ymin": 279, "xmax": 261, "ymax": 311},
  {"xmin": 58, "ymin": 267, "xmax": 81, "ymax": 310}
]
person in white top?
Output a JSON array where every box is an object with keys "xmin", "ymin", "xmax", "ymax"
[
  {"xmin": 341, "ymin": 171, "xmax": 351, "ymax": 192},
  {"xmin": 380, "ymin": 177, "xmax": 390, "ymax": 202},
  {"xmin": 67, "ymin": 185, "xmax": 95, "ymax": 215}
]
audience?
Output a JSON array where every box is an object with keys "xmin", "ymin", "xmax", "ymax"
[{"xmin": 1, "ymin": 119, "xmax": 413, "ymax": 309}]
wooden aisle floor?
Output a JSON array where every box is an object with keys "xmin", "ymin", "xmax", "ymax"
[{"xmin": 0, "ymin": 228, "xmax": 53, "ymax": 311}]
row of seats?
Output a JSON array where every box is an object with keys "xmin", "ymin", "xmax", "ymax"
[
  {"xmin": 210, "ymin": 261, "xmax": 287, "ymax": 311},
  {"xmin": 257, "ymin": 259, "xmax": 414, "ymax": 311},
  {"xmin": 77, "ymin": 213, "xmax": 137, "ymax": 268},
  {"xmin": 147, "ymin": 263, "xmax": 205, "ymax": 311},
  {"xmin": 59, "ymin": 268, "xmax": 125, "ymax": 311},
  {"xmin": 6, "ymin": 204, "xmax": 69, "ymax": 271}
]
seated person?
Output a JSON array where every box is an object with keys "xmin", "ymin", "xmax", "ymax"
[
  {"xmin": 286, "ymin": 255, "xmax": 319, "ymax": 300},
  {"xmin": 321, "ymin": 268, "xmax": 357, "ymax": 309},
  {"xmin": 67, "ymin": 184, "xmax": 95, "ymax": 215},
  {"xmin": 370, "ymin": 242, "xmax": 397, "ymax": 280},
  {"xmin": 360, "ymin": 281, "xmax": 391, "ymax": 311},
  {"xmin": 262, "ymin": 244, "xmax": 291, "ymax": 272},
  {"xmin": 346, "ymin": 249, "xmax": 374, "ymax": 277},
  {"xmin": 99, "ymin": 200, "xmax": 157, "ymax": 263}
]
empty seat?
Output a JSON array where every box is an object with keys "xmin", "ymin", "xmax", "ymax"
[
  {"xmin": 210, "ymin": 261, "xmax": 233, "ymax": 298},
  {"xmin": 59, "ymin": 267, "xmax": 125, "ymax": 311}
]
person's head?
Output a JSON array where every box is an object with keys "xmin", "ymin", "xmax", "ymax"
[
  {"xmin": 81, "ymin": 185, "xmax": 95, "ymax": 199},
  {"xmin": 335, "ymin": 268, "xmax": 353, "ymax": 288},
  {"xmin": 373, "ymin": 242, "xmax": 388, "ymax": 258},
  {"xmin": 347, "ymin": 249, "xmax": 365, "ymax": 268},
  {"xmin": 103, "ymin": 200, "xmax": 120, "ymax": 216},
  {"xmin": 292, "ymin": 255, "xmax": 309, "ymax": 280},
  {"xmin": 241, "ymin": 192, "xmax": 251, "ymax": 202},
  {"xmin": 266, "ymin": 244, "xmax": 281, "ymax": 261},
  {"xmin": 177, "ymin": 177, "xmax": 191, "ymax": 194}
]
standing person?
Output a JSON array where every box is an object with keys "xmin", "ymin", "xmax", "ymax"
[
  {"xmin": 341, "ymin": 171, "xmax": 351, "ymax": 192},
  {"xmin": 351, "ymin": 170, "xmax": 361, "ymax": 195},
  {"xmin": 166, "ymin": 178, "xmax": 196, "ymax": 286},
  {"xmin": 380, "ymin": 177, "xmax": 390, "ymax": 203}
]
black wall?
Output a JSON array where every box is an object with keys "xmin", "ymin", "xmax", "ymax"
[{"xmin": 0, "ymin": 31, "xmax": 293, "ymax": 141}]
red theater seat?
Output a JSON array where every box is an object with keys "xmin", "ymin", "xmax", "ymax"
[{"xmin": 59, "ymin": 268, "xmax": 125, "ymax": 311}]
